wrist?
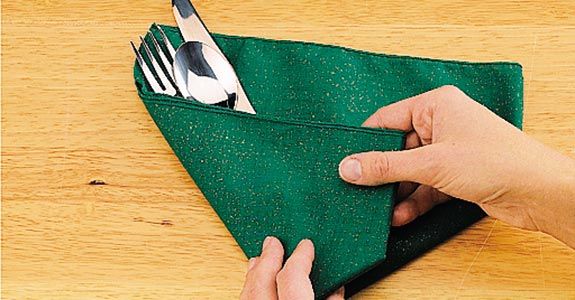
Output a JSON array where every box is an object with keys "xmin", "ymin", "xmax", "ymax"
[{"xmin": 529, "ymin": 154, "xmax": 575, "ymax": 247}]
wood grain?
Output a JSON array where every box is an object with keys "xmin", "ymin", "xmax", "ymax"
[{"xmin": 2, "ymin": 1, "xmax": 574, "ymax": 299}]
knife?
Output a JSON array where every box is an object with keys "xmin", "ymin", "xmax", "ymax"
[{"xmin": 172, "ymin": 0, "xmax": 256, "ymax": 114}]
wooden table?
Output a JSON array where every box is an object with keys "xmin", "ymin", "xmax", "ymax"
[{"xmin": 3, "ymin": 1, "xmax": 575, "ymax": 299}]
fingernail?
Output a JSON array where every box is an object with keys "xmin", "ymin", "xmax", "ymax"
[
  {"xmin": 248, "ymin": 257, "xmax": 257, "ymax": 270},
  {"xmin": 297, "ymin": 239, "xmax": 313, "ymax": 249},
  {"xmin": 262, "ymin": 236, "xmax": 274, "ymax": 250},
  {"xmin": 339, "ymin": 158, "xmax": 362, "ymax": 181}
]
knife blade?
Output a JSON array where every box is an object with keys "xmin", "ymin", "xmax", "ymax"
[{"xmin": 172, "ymin": 0, "xmax": 256, "ymax": 114}]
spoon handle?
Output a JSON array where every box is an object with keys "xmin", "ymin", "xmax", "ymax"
[{"xmin": 172, "ymin": 0, "xmax": 256, "ymax": 114}]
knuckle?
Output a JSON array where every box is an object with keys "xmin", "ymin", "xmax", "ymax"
[
  {"xmin": 372, "ymin": 152, "xmax": 392, "ymax": 179},
  {"xmin": 260, "ymin": 252, "xmax": 273, "ymax": 262},
  {"xmin": 412, "ymin": 105, "xmax": 431, "ymax": 128},
  {"xmin": 250, "ymin": 264, "xmax": 272, "ymax": 280},
  {"xmin": 244, "ymin": 269, "xmax": 259, "ymax": 284},
  {"xmin": 418, "ymin": 147, "xmax": 444, "ymax": 185},
  {"xmin": 438, "ymin": 85, "xmax": 462, "ymax": 96},
  {"xmin": 373, "ymin": 107, "xmax": 388, "ymax": 128},
  {"xmin": 411, "ymin": 107, "xmax": 434, "ymax": 143},
  {"xmin": 436, "ymin": 85, "xmax": 471, "ymax": 105},
  {"xmin": 259, "ymin": 252, "xmax": 283, "ymax": 268}
]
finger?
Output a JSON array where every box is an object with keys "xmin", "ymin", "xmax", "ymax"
[
  {"xmin": 276, "ymin": 239, "xmax": 315, "ymax": 300},
  {"xmin": 396, "ymin": 131, "xmax": 421, "ymax": 200},
  {"xmin": 339, "ymin": 145, "xmax": 443, "ymax": 187},
  {"xmin": 281, "ymin": 239, "xmax": 314, "ymax": 276},
  {"xmin": 362, "ymin": 85, "xmax": 459, "ymax": 131},
  {"xmin": 362, "ymin": 95, "xmax": 417, "ymax": 131},
  {"xmin": 248, "ymin": 257, "xmax": 258, "ymax": 271},
  {"xmin": 397, "ymin": 182, "xmax": 418, "ymax": 200},
  {"xmin": 405, "ymin": 131, "xmax": 421, "ymax": 150},
  {"xmin": 325, "ymin": 287, "xmax": 345, "ymax": 300},
  {"xmin": 240, "ymin": 237, "xmax": 284, "ymax": 300},
  {"xmin": 392, "ymin": 185, "xmax": 451, "ymax": 226}
]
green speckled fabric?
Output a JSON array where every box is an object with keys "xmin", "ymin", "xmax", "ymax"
[{"xmin": 134, "ymin": 25, "xmax": 523, "ymax": 299}]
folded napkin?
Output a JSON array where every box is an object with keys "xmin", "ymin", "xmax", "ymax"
[{"xmin": 134, "ymin": 24, "xmax": 523, "ymax": 299}]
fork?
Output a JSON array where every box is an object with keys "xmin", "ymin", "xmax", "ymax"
[{"xmin": 131, "ymin": 25, "xmax": 179, "ymax": 96}]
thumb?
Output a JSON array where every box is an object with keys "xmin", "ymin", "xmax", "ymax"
[{"xmin": 338, "ymin": 146, "xmax": 441, "ymax": 187}]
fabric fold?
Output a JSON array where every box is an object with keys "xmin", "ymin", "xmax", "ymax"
[{"xmin": 134, "ymin": 24, "xmax": 523, "ymax": 299}]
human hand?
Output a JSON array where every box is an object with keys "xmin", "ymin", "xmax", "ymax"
[
  {"xmin": 240, "ymin": 237, "xmax": 344, "ymax": 300},
  {"xmin": 338, "ymin": 85, "xmax": 575, "ymax": 247}
]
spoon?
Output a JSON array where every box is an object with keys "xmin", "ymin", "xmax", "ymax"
[
  {"xmin": 173, "ymin": 41, "xmax": 239, "ymax": 109},
  {"xmin": 172, "ymin": 0, "xmax": 255, "ymax": 113}
]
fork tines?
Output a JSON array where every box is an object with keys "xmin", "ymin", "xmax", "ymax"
[{"xmin": 131, "ymin": 26, "xmax": 179, "ymax": 96}]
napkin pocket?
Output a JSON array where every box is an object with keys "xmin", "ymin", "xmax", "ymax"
[
  {"xmin": 135, "ymin": 24, "xmax": 523, "ymax": 299},
  {"xmin": 136, "ymin": 25, "xmax": 406, "ymax": 298}
]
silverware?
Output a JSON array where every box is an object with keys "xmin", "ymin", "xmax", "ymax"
[
  {"xmin": 172, "ymin": 0, "xmax": 256, "ymax": 114},
  {"xmin": 130, "ymin": 35, "xmax": 178, "ymax": 96},
  {"xmin": 130, "ymin": 25, "xmax": 181, "ymax": 96},
  {"xmin": 132, "ymin": 1, "xmax": 256, "ymax": 113},
  {"xmin": 131, "ymin": 26, "xmax": 238, "ymax": 109},
  {"xmin": 174, "ymin": 41, "xmax": 239, "ymax": 106}
]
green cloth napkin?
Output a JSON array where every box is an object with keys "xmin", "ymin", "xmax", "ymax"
[{"xmin": 134, "ymin": 24, "xmax": 523, "ymax": 299}]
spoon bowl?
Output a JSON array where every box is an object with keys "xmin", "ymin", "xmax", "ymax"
[{"xmin": 173, "ymin": 41, "xmax": 238, "ymax": 109}]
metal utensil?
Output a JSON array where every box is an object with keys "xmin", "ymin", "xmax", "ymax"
[
  {"xmin": 130, "ymin": 35, "xmax": 178, "ymax": 96},
  {"xmin": 130, "ymin": 26, "xmax": 232, "ymax": 108},
  {"xmin": 173, "ymin": 41, "xmax": 238, "ymax": 107},
  {"xmin": 172, "ymin": 0, "xmax": 256, "ymax": 114},
  {"xmin": 134, "ymin": 24, "xmax": 238, "ymax": 109}
]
